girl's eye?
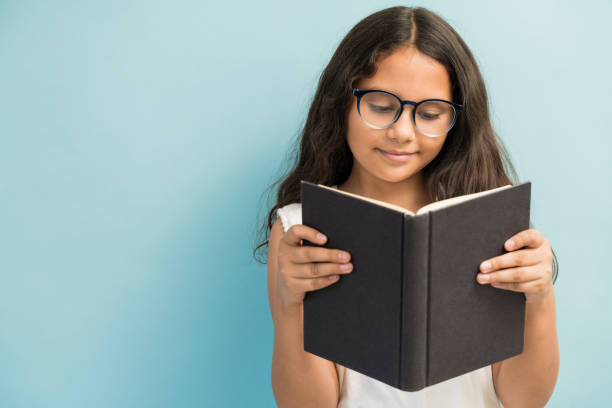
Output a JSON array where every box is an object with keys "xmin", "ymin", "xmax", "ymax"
[
  {"xmin": 418, "ymin": 112, "xmax": 441, "ymax": 120},
  {"xmin": 369, "ymin": 104, "xmax": 395, "ymax": 113}
]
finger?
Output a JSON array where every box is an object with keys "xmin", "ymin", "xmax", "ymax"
[
  {"xmin": 283, "ymin": 224, "xmax": 328, "ymax": 247},
  {"xmin": 490, "ymin": 278, "xmax": 548, "ymax": 293},
  {"xmin": 503, "ymin": 228, "xmax": 546, "ymax": 252},
  {"xmin": 288, "ymin": 242, "xmax": 350, "ymax": 264},
  {"xmin": 480, "ymin": 247, "xmax": 541, "ymax": 273},
  {"xmin": 477, "ymin": 264, "xmax": 541, "ymax": 285},
  {"xmin": 296, "ymin": 273, "xmax": 344, "ymax": 293},
  {"xmin": 293, "ymin": 261, "xmax": 353, "ymax": 279}
]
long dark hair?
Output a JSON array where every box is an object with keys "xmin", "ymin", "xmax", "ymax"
[{"xmin": 252, "ymin": 6, "xmax": 558, "ymax": 284}]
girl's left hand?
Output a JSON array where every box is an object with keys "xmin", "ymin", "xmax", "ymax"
[{"xmin": 477, "ymin": 228, "xmax": 554, "ymax": 304}]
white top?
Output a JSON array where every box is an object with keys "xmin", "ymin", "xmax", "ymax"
[{"xmin": 275, "ymin": 185, "xmax": 505, "ymax": 408}]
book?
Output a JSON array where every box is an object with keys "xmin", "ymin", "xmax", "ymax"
[{"xmin": 300, "ymin": 180, "xmax": 531, "ymax": 391}]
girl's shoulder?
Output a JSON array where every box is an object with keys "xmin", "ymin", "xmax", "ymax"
[
  {"xmin": 275, "ymin": 185, "xmax": 337, "ymax": 232},
  {"xmin": 276, "ymin": 202, "xmax": 302, "ymax": 233}
]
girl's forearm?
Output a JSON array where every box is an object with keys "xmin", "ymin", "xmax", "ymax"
[
  {"xmin": 494, "ymin": 287, "xmax": 559, "ymax": 407},
  {"xmin": 271, "ymin": 300, "xmax": 339, "ymax": 408}
]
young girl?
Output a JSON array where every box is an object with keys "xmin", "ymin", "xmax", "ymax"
[{"xmin": 256, "ymin": 6, "xmax": 559, "ymax": 407}]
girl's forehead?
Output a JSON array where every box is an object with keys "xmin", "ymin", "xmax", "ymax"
[{"xmin": 357, "ymin": 47, "xmax": 452, "ymax": 100}]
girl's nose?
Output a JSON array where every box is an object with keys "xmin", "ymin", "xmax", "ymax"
[{"xmin": 387, "ymin": 107, "xmax": 417, "ymax": 141}]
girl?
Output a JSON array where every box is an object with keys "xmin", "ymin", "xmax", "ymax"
[{"xmin": 255, "ymin": 6, "xmax": 559, "ymax": 407}]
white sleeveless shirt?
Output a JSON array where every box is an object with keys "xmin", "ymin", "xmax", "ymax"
[{"xmin": 275, "ymin": 185, "xmax": 505, "ymax": 408}]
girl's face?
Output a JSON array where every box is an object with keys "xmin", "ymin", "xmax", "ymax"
[{"xmin": 346, "ymin": 45, "xmax": 453, "ymax": 188}]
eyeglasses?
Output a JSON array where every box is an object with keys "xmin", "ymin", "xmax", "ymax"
[{"xmin": 352, "ymin": 89, "xmax": 464, "ymax": 137}]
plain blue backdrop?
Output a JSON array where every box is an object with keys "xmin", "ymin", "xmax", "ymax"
[{"xmin": 1, "ymin": 0, "xmax": 610, "ymax": 406}]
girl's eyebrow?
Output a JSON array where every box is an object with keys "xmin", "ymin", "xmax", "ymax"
[
  {"xmin": 362, "ymin": 85, "xmax": 397, "ymax": 93},
  {"xmin": 363, "ymin": 86, "xmax": 451, "ymax": 101}
]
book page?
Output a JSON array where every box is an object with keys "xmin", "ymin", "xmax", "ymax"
[
  {"xmin": 415, "ymin": 184, "xmax": 513, "ymax": 215},
  {"xmin": 315, "ymin": 183, "xmax": 514, "ymax": 216},
  {"xmin": 315, "ymin": 184, "xmax": 416, "ymax": 214}
]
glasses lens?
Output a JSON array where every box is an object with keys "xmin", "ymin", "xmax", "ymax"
[
  {"xmin": 415, "ymin": 101, "xmax": 457, "ymax": 137},
  {"xmin": 359, "ymin": 91, "xmax": 401, "ymax": 128}
]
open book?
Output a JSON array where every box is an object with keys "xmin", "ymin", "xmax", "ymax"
[{"xmin": 300, "ymin": 180, "xmax": 531, "ymax": 391}]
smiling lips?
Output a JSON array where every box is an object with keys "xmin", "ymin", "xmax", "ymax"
[{"xmin": 377, "ymin": 148, "xmax": 416, "ymax": 162}]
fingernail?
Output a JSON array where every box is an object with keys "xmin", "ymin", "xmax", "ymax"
[
  {"xmin": 506, "ymin": 239, "xmax": 515, "ymax": 249},
  {"xmin": 481, "ymin": 261, "xmax": 491, "ymax": 272},
  {"xmin": 478, "ymin": 273, "xmax": 490, "ymax": 282},
  {"xmin": 341, "ymin": 263, "xmax": 352, "ymax": 271},
  {"xmin": 317, "ymin": 233, "xmax": 326, "ymax": 242},
  {"xmin": 339, "ymin": 252, "xmax": 349, "ymax": 261}
]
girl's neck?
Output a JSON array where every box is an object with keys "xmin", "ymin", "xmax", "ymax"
[{"xmin": 337, "ymin": 173, "xmax": 433, "ymax": 214}]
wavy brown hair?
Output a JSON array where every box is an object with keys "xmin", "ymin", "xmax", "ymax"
[{"xmin": 252, "ymin": 6, "xmax": 558, "ymax": 283}]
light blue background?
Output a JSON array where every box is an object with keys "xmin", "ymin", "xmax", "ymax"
[{"xmin": 1, "ymin": 0, "xmax": 610, "ymax": 406}]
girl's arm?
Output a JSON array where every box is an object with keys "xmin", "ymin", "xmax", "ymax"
[
  {"xmin": 478, "ymin": 229, "xmax": 560, "ymax": 407},
  {"xmin": 493, "ymin": 288, "xmax": 559, "ymax": 407},
  {"xmin": 268, "ymin": 219, "xmax": 340, "ymax": 408}
]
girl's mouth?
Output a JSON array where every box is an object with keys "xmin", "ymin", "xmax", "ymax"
[{"xmin": 377, "ymin": 148, "xmax": 416, "ymax": 162}]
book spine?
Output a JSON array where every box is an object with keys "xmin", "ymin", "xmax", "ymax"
[{"xmin": 400, "ymin": 213, "xmax": 430, "ymax": 391}]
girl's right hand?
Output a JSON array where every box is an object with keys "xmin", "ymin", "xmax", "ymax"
[{"xmin": 276, "ymin": 224, "xmax": 353, "ymax": 307}]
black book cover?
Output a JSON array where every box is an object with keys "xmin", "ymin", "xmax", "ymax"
[{"xmin": 300, "ymin": 180, "xmax": 531, "ymax": 391}]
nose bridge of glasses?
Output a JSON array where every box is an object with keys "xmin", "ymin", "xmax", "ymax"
[
  {"xmin": 392, "ymin": 100, "xmax": 418, "ymax": 132},
  {"xmin": 398, "ymin": 100, "xmax": 418, "ymax": 115},
  {"xmin": 396, "ymin": 100, "xmax": 418, "ymax": 120}
]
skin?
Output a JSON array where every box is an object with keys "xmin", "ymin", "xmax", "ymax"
[
  {"xmin": 339, "ymin": 44, "xmax": 450, "ymax": 213},
  {"xmin": 338, "ymin": 44, "xmax": 559, "ymax": 406}
]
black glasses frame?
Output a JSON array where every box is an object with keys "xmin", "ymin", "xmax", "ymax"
[{"xmin": 352, "ymin": 88, "xmax": 464, "ymax": 136}]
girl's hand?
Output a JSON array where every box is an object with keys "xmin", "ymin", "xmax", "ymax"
[
  {"xmin": 275, "ymin": 224, "xmax": 353, "ymax": 307},
  {"xmin": 477, "ymin": 228, "xmax": 554, "ymax": 304}
]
